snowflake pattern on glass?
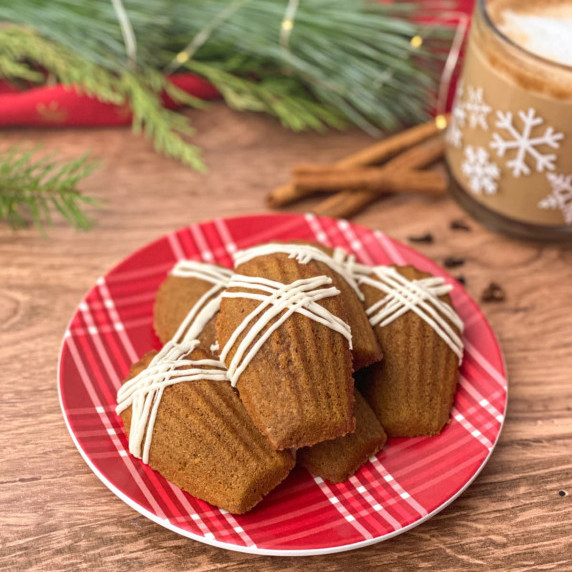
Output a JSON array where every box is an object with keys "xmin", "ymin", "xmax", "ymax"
[
  {"xmin": 538, "ymin": 173, "xmax": 572, "ymax": 225},
  {"xmin": 447, "ymin": 122, "xmax": 464, "ymax": 149},
  {"xmin": 465, "ymin": 86, "xmax": 491, "ymax": 130},
  {"xmin": 461, "ymin": 146, "xmax": 501, "ymax": 195},
  {"xmin": 446, "ymin": 81, "xmax": 465, "ymax": 149},
  {"xmin": 490, "ymin": 108, "xmax": 564, "ymax": 177}
]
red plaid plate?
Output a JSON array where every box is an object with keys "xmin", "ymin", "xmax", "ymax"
[{"xmin": 58, "ymin": 213, "xmax": 507, "ymax": 556}]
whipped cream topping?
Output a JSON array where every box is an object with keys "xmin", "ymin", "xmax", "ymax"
[{"xmin": 498, "ymin": 7, "xmax": 572, "ymax": 67}]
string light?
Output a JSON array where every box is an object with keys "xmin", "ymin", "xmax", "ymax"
[
  {"xmin": 110, "ymin": 0, "xmax": 138, "ymax": 69},
  {"xmin": 175, "ymin": 52, "xmax": 190, "ymax": 64},
  {"xmin": 280, "ymin": 0, "xmax": 300, "ymax": 53},
  {"xmin": 165, "ymin": 0, "xmax": 248, "ymax": 74},
  {"xmin": 435, "ymin": 114, "xmax": 448, "ymax": 130},
  {"xmin": 410, "ymin": 35, "xmax": 423, "ymax": 49}
]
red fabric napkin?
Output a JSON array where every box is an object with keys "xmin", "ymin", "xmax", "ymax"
[
  {"xmin": 0, "ymin": 74, "xmax": 219, "ymax": 127},
  {"xmin": 0, "ymin": 0, "xmax": 474, "ymax": 128}
]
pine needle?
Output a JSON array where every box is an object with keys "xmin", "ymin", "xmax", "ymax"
[
  {"xmin": 187, "ymin": 60, "xmax": 347, "ymax": 132},
  {"xmin": 0, "ymin": 27, "xmax": 206, "ymax": 170},
  {"xmin": 0, "ymin": 1, "xmax": 454, "ymax": 137},
  {"xmin": 121, "ymin": 72, "xmax": 205, "ymax": 171},
  {"xmin": 0, "ymin": 1, "xmax": 455, "ymax": 179},
  {"xmin": 0, "ymin": 148, "xmax": 99, "ymax": 231}
]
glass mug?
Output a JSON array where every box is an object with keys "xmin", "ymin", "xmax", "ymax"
[{"xmin": 445, "ymin": 0, "xmax": 572, "ymax": 240}]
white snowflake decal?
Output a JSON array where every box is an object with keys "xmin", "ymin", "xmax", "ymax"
[
  {"xmin": 538, "ymin": 173, "xmax": 572, "ymax": 225},
  {"xmin": 446, "ymin": 81, "xmax": 466, "ymax": 148},
  {"xmin": 490, "ymin": 108, "xmax": 564, "ymax": 177},
  {"xmin": 465, "ymin": 86, "xmax": 491, "ymax": 130},
  {"xmin": 462, "ymin": 146, "xmax": 500, "ymax": 195},
  {"xmin": 446, "ymin": 122, "xmax": 463, "ymax": 148}
]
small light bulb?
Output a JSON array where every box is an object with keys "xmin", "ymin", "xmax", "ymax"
[
  {"xmin": 435, "ymin": 115, "xmax": 448, "ymax": 130},
  {"xmin": 282, "ymin": 19, "xmax": 294, "ymax": 31},
  {"xmin": 410, "ymin": 35, "xmax": 423, "ymax": 49},
  {"xmin": 176, "ymin": 51, "xmax": 190, "ymax": 64}
]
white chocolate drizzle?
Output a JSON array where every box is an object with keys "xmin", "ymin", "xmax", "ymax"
[
  {"xmin": 233, "ymin": 243, "xmax": 365, "ymax": 301},
  {"xmin": 219, "ymin": 274, "xmax": 352, "ymax": 387},
  {"xmin": 358, "ymin": 266, "xmax": 464, "ymax": 363},
  {"xmin": 169, "ymin": 260, "xmax": 233, "ymax": 337},
  {"xmin": 116, "ymin": 260, "xmax": 232, "ymax": 464},
  {"xmin": 171, "ymin": 259, "xmax": 233, "ymax": 284}
]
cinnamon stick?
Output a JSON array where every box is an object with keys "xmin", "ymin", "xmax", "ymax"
[
  {"xmin": 312, "ymin": 138, "xmax": 446, "ymax": 219},
  {"xmin": 266, "ymin": 115, "xmax": 449, "ymax": 208},
  {"xmin": 336, "ymin": 115, "xmax": 448, "ymax": 168},
  {"xmin": 293, "ymin": 165, "xmax": 448, "ymax": 195}
]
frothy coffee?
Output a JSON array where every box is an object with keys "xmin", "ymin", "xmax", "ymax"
[
  {"xmin": 492, "ymin": 0, "xmax": 572, "ymax": 67},
  {"xmin": 445, "ymin": 0, "xmax": 572, "ymax": 236}
]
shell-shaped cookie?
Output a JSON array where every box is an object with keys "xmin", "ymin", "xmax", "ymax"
[
  {"xmin": 217, "ymin": 253, "xmax": 355, "ymax": 450},
  {"xmin": 291, "ymin": 241, "xmax": 383, "ymax": 371},
  {"xmin": 297, "ymin": 388, "xmax": 387, "ymax": 483},
  {"xmin": 154, "ymin": 261, "xmax": 230, "ymax": 349},
  {"xmin": 358, "ymin": 266, "xmax": 461, "ymax": 437},
  {"xmin": 119, "ymin": 349, "xmax": 295, "ymax": 514}
]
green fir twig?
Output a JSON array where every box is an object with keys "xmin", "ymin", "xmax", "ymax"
[
  {"xmin": 0, "ymin": 27, "xmax": 206, "ymax": 170},
  {"xmin": 0, "ymin": 1, "xmax": 455, "ymax": 233},
  {"xmin": 0, "ymin": 148, "xmax": 99, "ymax": 231},
  {"xmin": 186, "ymin": 60, "xmax": 347, "ymax": 132},
  {"xmin": 0, "ymin": 1, "xmax": 454, "ymax": 144}
]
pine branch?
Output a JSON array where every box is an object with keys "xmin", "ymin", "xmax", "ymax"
[
  {"xmin": 0, "ymin": 2, "xmax": 456, "ymax": 170},
  {"xmin": 170, "ymin": 0, "xmax": 453, "ymax": 133},
  {"xmin": 120, "ymin": 72, "xmax": 206, "ymax": 171},
  {"xmin": 0, "ymin": 27, "xmax": 206, "ymax": 170},
  {"xmin": 0, "ymin": 148, "xmax": 99, "ymax": 231},
  {"xmin": 0, "ymin": 26, "xmax": 123, "ymax": 104},
  {"xmin": 0, "ymin": 1, "xmax": 454, "ymax": 135},
  {"xmin": 186, "ymin": 60, "xmax": 347, "ymax": 132}
]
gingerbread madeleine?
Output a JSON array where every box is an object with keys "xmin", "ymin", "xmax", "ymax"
[
  {"xmin": 357, "ymin": 265, "xmax": 464, "ymax": 437},
  {"xmin": 117, "ymin": 289, "xmax": 294, "ymax": 514},
  {"xmin": 297, "ymin": 388, "xmax": 387, "ymax": 483},
  {"xmin": 275, "ymin": 241, "xmax": 383, "ymax": 370},
  {"xmin": 216, "ymin": 246, "xmax": 355, "ymax": 450},
  {"xmin": 154, "ymin": 259, "xmax": 233, "ymax": 346}
]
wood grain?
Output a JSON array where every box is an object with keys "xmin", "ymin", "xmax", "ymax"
[{"xmin": 0, "ymin": 104, "xmax": 571, "ymax": 571}]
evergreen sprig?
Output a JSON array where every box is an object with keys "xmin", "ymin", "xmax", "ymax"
[
  {"xmin": 187, "ymin": 59, "xmax": 347, "ymax": 132},
  {"xmin": 0, "ymin": 27, "xmax": 206, "ymax": 170},
  {"xmin": 0, "ymin": 1, "xmax": 454, "ymax": 231},
  {"xmin": 0, "ymin": 148, "xmax": 98, "ymax": 230},
  {"xmin": 0, "ymin": 0, "xmax": 453, "ymax": 138}
]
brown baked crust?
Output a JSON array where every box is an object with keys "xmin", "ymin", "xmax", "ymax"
[
  {"xmin": 291, "ymin": 240, "xmax": 383, "ymax": 370},
  {"xmin": 358, "ymin": 265, "xmax": 460, "ymax": 437},
  {"xmin": 153, "ymin": 274, "xmax": 218, "ymax": 347},
  {"xmin": 119, "ymin": 348, "xmax": 295, "ymax": 514},
  {"xmin": 297, "ymin": 389, "xmax": 387, "ymax": 483},
  {"xmin": 217, "ymin": 252, "xmax": 355, "ymax": 450}
]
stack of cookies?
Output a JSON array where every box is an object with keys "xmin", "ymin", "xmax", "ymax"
[{"xmin": 116, "ymin": 242, "xmax": 464, "ymax": 514}]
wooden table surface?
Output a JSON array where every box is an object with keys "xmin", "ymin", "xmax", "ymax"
[{"xmin": 1, "ymin": 104, "xmax": 571, "ymax": 571}]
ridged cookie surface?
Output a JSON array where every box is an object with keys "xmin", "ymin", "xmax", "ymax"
[
  {"xmin": 119, "ymin": 348, "xmax": 295, "ymax": 514},
  {"xmin": 358, "ymin": 266, "xmax": 461, "ymax": 437},
  {"xmin": 217, "ymin": 253, "xmax": 355, "ymax": 450},
  {"xmin": 292, "ymin": 241, "xmax": 382, "ymax": 371},
  {"xmin": 154, "ymin": 262, "xmax": 229, "ymax": 350},
  {"xmin": 297, "ymin": 388, "xmax": 387, "ymax": 483}
]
